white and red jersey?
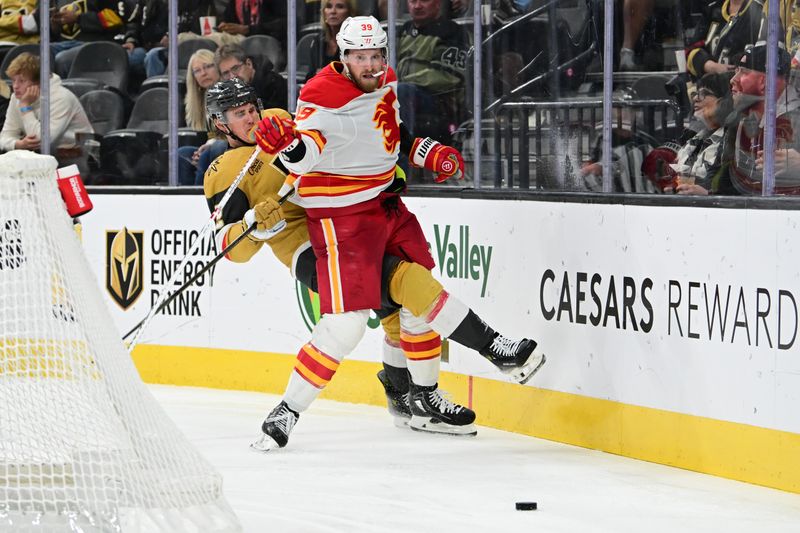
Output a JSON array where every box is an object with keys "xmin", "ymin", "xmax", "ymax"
[{"xmin": 279, "ymin": 62, "xmax": 401, "ymax": 209}]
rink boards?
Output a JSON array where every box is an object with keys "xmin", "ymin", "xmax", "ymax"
[{"xmin": 81, "ymin": 193, "xmax": 800, "ymax": 494}]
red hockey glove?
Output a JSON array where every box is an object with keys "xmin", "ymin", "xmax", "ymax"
[
  {"xmin": 253, "ymin": 115, "xmax": 300, "ymax": 154},
  {"xmin": 409, "ymin": 137, "xmax": 464, "ymax": 183}
]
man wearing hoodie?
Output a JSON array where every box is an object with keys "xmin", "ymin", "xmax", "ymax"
[{"xmin": 0, "ymin": 53, "xmax": 93, "ymax": 167}]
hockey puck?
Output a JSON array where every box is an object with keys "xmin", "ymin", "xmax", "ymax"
[{"xmin": 515, "ymin": 502, "xmax": 537, "ymax": 511}]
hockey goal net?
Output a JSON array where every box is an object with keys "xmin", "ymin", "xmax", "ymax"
[{"xmin": 0, "ymin": 152, "xmax": 240, "ymax": 532}]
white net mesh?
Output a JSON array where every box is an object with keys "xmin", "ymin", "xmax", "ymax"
[{"xmin": 0, "ymin": 151, "xmax": 241, "ymax": 532}]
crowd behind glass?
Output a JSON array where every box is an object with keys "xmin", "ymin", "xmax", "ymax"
[{"xmin": 1, "ymin": 0, "xmax": 796, "ymax": 196}]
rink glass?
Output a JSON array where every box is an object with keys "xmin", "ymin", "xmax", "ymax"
[{"xmin": 29, "ymin": 0, "xmax": 789, "ymax": 195}]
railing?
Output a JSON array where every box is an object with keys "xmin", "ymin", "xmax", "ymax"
[{"xmin": 492, "ymin": 97, "xmax": 683, "ymax": 190}]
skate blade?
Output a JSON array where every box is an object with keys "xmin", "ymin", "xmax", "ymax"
[
  {"xmin": 509, "ymin": 351, "xmax": 546, "ymax": 385},
  {"xmin": 393, "ymin": 415, "xmax": 411, "ymax": 429},
  {"xmin": 250, "ymin": 434, "xmax": 281, "ymax": 453},
  {"xmin": 409, "ymin": 416, "xmax": 477, "ymax": 437}
]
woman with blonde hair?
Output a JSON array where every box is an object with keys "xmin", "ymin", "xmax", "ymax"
[
  {"xmin": 185, "ymin": 48, "xmax": 219, "ymax": 130},
  {"xmin": 179, "ymin": 48, "xmax": 227, "ymax": 185},
  {"xmin": 305, "ymin": 0, "xmax": 357, "ymax": 81}
]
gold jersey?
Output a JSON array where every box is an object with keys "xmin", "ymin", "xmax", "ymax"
[{"xmin": 203, "ymin": 143, "xmax": 309, "ymax": 268}]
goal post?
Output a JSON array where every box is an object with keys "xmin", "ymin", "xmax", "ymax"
[{"xmin": 0, "ymin": 151, "xmax": 241, "ymax": 532}]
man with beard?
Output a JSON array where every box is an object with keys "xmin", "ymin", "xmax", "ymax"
[
  {"xmin": 249, "ymin": 16, "xmax": 546, "ymax": 450},
  {"xmin": 726, "ymin": 42, "xmax": 800, "ymax": 194}
]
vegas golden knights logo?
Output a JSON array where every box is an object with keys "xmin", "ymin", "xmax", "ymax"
[{"xmin": 106, "ymin": 228, "xmax": 144, "ymax": 309}]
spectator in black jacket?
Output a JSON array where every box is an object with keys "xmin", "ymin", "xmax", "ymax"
[
  {"xmin": 131, "ymin": 0, "xmax": 218, "ymax": 78},
  {"xmin": 49, "ymin": 0, "xmax": 137, "ymax": 77},
  {"xmin": 123, "ymin": 0, "xmax": 168, "ymax": 79},
  {"xmin": 685, "ymin": 0, "xmax": 763, "ymax": 79},
  {"xmin": 219, "ymin": 0, "xmax": 287, "ymax": 47}
]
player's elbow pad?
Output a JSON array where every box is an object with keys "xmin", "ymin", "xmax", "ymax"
[
  {"xmin": 281, "ymin": 138, "xmax": 306, "ymax": 163},
  {"xmin": 280, "ymin": 135, "xmax": 322, "ymax": 175}
]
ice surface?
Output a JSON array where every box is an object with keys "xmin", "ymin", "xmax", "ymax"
[{"xmin": 151, "ymin": 385, "xmax": 800, "ymax": 533}]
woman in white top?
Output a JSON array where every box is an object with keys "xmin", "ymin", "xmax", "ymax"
[{"xmin": 0, "ymin": 52, "xmax": 93, "ymax": 156}]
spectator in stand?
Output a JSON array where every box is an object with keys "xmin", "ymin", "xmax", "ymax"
[
  {"xmin": 122, "ymin": 0, "xmax": 168, "ymax": 81},
  {"xmin": 137, "ymin": 0, "xmax": 222, "ymax": 79},
  {"xmin": 0, "ymin": 79, "xmax": 10, "ymax": 130},
  {"xmin": 374, "ymin": 0, "xmax": 466, "ymax": 19},
  {"xmin": 619, "ymin": 0, "xmax": 654, "ymax": 71},
  {"xmin": 0, "ymin": 53, "xmax": 92, "ymax": 170},
  {"xmin": 646, "ymin": 45, "xmax": 797, "ymax": 196},
  {"xmin": 396, "ymin": 0, "xmax": 471, "ymax": 141},
  {"xmin": 726, "ymin": 43, "xmax": 800, "ymax": 194},
  {"xmin": 48, "ymin": 0, "xmax": 136, "ymax": 78},
  {"xmin": 177, "ymin": 49, "xmax": 222, "ymax": 185},
  {"xmin": 489, "ymin": 0, "xmax": 535, "ymax": 97},
  {"xmin": 664, "ymin": 72, "xmax": 735, "ymax": 195},
  {"xmin": 0, "ymin": 0, "xmax": 38, "ymax": 45},
  {"xmin": 444, "ymin": 0, "xmax": 469, "ymax": 17},
  {"xmin": 305, "ymin": 0, "xmax": 356, "ymax": 82},
  {"xmin": 215, "ymin": 43, "xmax": 287, "ymax": 110},
  {"xmin": 617, "ymin": 0, "xmax": 683, "ymax": 71},
  {"xmin": 185, "ymin": 50, "xmax": 219, "ymax": 132},
  {"xmin": 219, "ymin": 0, "xmax": 287, "ymax": 47},
  {"xmin": 685, "ymin": 0, "xmax": 762, "ymax": 79}
]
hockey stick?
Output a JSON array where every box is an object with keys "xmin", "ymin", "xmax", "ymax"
[
  {"xmin": 125, "ymin": 147, "xmax": 263, "ymax": 350},
  {"xmin": 123, "ymin": 188, "xmax": 291, "ymax": 346}
]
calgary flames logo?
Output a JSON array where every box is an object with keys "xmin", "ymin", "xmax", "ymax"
[{"xmin": 373, "ymin": 88, "xmax": 400, "ymax": 154}]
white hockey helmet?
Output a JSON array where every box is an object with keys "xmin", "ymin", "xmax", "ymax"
[{"xmin": 336, "ymin": 16, "xmax": 388, "ymax": 61}]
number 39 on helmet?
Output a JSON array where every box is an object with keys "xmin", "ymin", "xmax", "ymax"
[{"xmin": 336, "ymin": 15, "xmax": 388, "ymax": 60}]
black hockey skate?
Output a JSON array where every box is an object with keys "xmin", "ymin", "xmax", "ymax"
[
  {"xmin": 377, "ymin": 370, "xmax": 412, "ymax": 428},
  {"xmin": 480, "ymin": 335, "xmax": 546, "ymax": 385},
  {"xmin": 250, "ymin": 401, "xmax": 299, "ymax": 452},
  {"xmin": 409, "ymin": 383, "xmax": 477, "ymax": 436}
]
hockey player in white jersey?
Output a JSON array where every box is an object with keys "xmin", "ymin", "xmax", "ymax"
[{"xmin": 251, "ymin": 16, "xmax": 546, "ymax": 449}]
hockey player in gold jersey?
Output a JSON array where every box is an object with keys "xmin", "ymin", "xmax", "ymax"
[{"xmin": 202, "ymin": 78, "xmax": 545, "ymax": 450}]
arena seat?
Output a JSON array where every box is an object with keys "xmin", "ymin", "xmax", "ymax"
[
  {"xmin": 139, "ymin": 73, "xmax": 186, "ymax": 95},
  {"xmin": 169, "ymin": 128, "xmax": 209, "ymax": 148},
  {"xmin": 294, "ymin": 33, "xmax": 316, "ymax": 82},
  {"xmin": 79, "ymin": 90, "xmax": 126, "ymax": 136},
  {"xmin": 242, "ymin": 35, "xmax": 285, "ymax": 72},
  {"xmin": 125, "ymin": 87, "xmax": 171, "ymax": 134},
  {"xmin": 68, "ymin": 42, "xmax": 129, "ymax": 92},
  {"xmin": 61, "ymin": 78, "xmax": 105, "ymax": 99},
  {"xmin": 99, "ymin": 87, "xmax": 172, "ymax": 184}
]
